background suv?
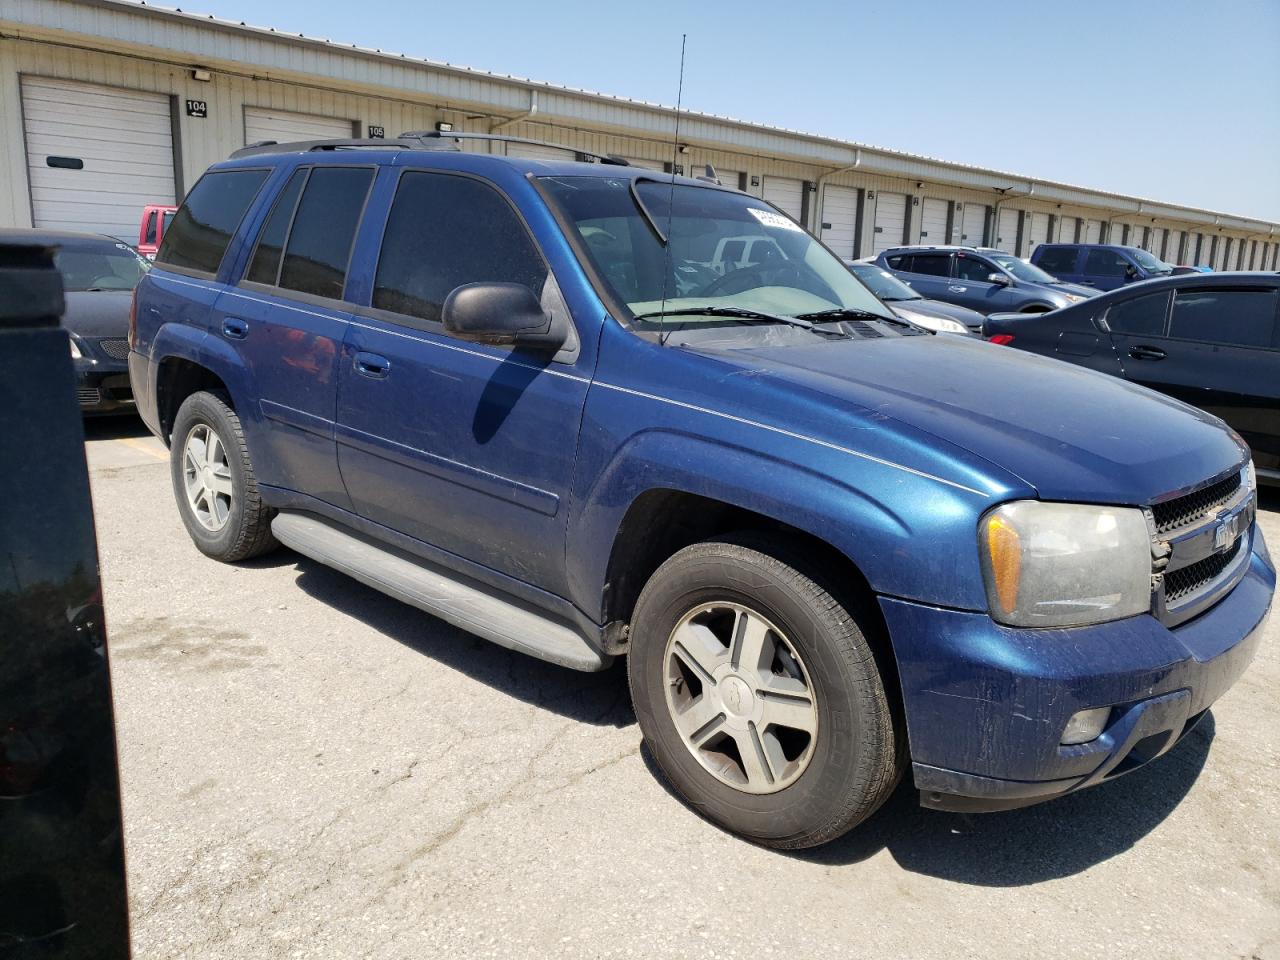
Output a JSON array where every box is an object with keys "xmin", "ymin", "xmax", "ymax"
[
  {"xmin": 874, "ymin": 245, "xmax": 1097, "ymax": 313},
  {"xmin": 130, "ymin": 136, "xmax": 1272, "ymax": 848},
  {"xmin": 1032, "ymin": 242, "xmax": 1174, "ymax": 291}
]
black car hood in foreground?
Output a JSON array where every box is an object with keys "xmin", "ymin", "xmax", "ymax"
[
  {"xmin": 60, "ymin": 291, "xmax": 132, "ymax": 339},
  {"xmin": 695, "ymin": 333, "xmax": 1244, "ymax": 504}
]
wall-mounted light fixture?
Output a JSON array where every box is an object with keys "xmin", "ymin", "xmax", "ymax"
[
  {"xmin": 191, "ymin": 68, "xmax": 212, "ymax": 82},
  {"xmin": 435, "ymin": 121, "xmax": 454, "ymax": 133},
  {"xmin": 678, "ymin": 144, "xmax": 689, "ymax": 154}
]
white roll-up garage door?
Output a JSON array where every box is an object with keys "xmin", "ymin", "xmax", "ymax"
[
  {"xmin": 1027, "ymin": 213, "xmax": 1050, "ymax": 253},
  {"xmin": 1057, "ymin": 216, "xmax": 1078, "ymax": 242},
  {"xmin": 959, "ymin": 204, "xmax": 986, "ymax": 246},
  {"xmin": 1165, "ymin": 230, "xmax": 1182, "ymax": 262},
  {"xmin": 624, "ymin": 157, "xmax": 666, "ymax": 172},
  {"xmin": 871, "ymin": 192, "xmax": 907, "ymax": 255},
  {"xmin": 707, "ymin": 168, "xmax": 742, "ymax": 190},
  {"xmin": 820, "ymin": 184, "xmax": 859, "ymax": 259},
  {"xmin": 763, "ymin": 177, "xmax": 804, "ymax": 222},
  {"xmin": 995, "ymin": 209, "xmax": 1020, "ymax": 253},
  {"xmin": 244, "ymin": 107, "xmax": 353, "ymax": 146},
  {"xmin": 919, "ymin": 198, "xmax": 949, "ymax": 244},
  {"xmin": 21, "ymin": 77, "xmax": 176, "ymax": 239},
  {"xmin": 1084, "ymin": 220, "xmax": 1103, "ymax": 244}
]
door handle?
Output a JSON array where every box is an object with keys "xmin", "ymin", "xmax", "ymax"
[
  {"xmin": 353, "ymin": 351, "xmax": 391, "ymax": 379},
  {"xmin": 222, "ymin": 317, "xmax": 248, "ymax": 340},
  {"xmin": 1080, "ymin": 280, "xmax": 1096, "ymax": 286},
  {"xmin": 1128, "ymin": 344, "xmax": 1166, "ymax": 361},
  {"xmin": 948, "ymin": 285, "xmax": 967, "ymax": 293}
]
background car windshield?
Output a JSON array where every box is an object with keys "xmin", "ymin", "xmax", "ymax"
[
  {"xmin": 1131, "ymin": 248, "xmax": 1173, "ymax": 274},
  {"xmin": 990, "ymin": 254, "xmax": 1057, "ymax": 284},
  {"xmin": 850, "ymin": 263, "xmax": 921, "ymax": 301},
  {"xmin": 541, "ymin": 176, "xmax": 893, "ymax": 327},
  {"xmin": 55, "ymin": 244, "xmax": 149, "ymax": 291}
]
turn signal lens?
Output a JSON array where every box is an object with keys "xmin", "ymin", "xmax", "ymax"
[
  {"xmin": 985, "ymin": 514, "xmax": 1022, "ymax": 615},
  {"xmin": 988, "ymin": 333, "xmax": 1015, "ymax": 345},
  {"xmin": 1061, "ymin": 707, "xmax": 1110, "ymax": 745}
]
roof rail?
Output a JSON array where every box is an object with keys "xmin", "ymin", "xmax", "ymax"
[{"xmin": 230, "ymin": 131, "xmax": 634, "ymax": 165}]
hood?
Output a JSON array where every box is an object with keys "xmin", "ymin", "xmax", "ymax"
[
  {"xmin": 1034, "ymin": 280, "xmax": 1097, "ymax": 300},
  {"xmin": 690, "ymin": 334, "xmax": 1244, "ymax": 505},
  {"xmin": 59, "ymin": 291, "xmax": 132, "ymax": 339},
  {"xmin": 893, "ymin": 298, "xmax": 985, "ymax": 329}
]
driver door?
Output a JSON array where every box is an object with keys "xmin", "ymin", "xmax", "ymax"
[{"xmin": 952, "ymin": 253, "xmax": 1012, "ymax": 312}]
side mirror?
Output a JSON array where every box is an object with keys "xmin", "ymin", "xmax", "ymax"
[
  {"xmin": 987, "ymin": 272, "xmax": 1010, "ymax": 286},
  {"xmin": 442, "ymin": 282, "xmax": 565, "ymax": 351}
]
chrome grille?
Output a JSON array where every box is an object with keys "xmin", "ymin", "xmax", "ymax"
[
  {"xmin": 98, "ymin": 338, "xmax": 130, "ymax": 360},
  {"xmin": 1165, "ymin": 538, "xmax": 1244, "ymax": 603},
  {"xmin": 1150, "ymin": 472, "xmax": 1241, "ymax": 534}
]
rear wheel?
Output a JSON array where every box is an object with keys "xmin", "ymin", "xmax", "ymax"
[
  {"xmin": 628, "ymin": 534, "xmax": 903, "ymax": 848},
  {"xmin": 169, "ymin": 390, "xmax": 278, "ymax": 562}
]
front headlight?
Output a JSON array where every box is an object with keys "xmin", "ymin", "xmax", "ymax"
[
  {"xmin": 1063, "ymin": 294, "xmax": 1086, "ymax": 303},
  {"xmin": 980, "ymin": 501, "xmax": 1151, "ymax": 627},
  {"xmin": 69, "ymin": 336, "xmax": 82, "ymax": 359},
  {"xmin": 894, "ymin": 308, "xmax": 969, "ymax": 335}
]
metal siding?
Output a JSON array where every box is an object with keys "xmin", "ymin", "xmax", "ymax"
[
  {"xmin": 243, "ymin": 106, "xmax": 352, "ymax": 145},
  {"xmin": 21, "ymin": 75, "xmax": 175, "ymax": 237},
  {"xmin": 871, "ymin": 191, "xmax": 907, "ymax": 254},
  {"xmin": 503, "ymin": 141, "xmax": 577, "ymax": 161},
  {"xmin": 959, "ymin": 203, "xmax": 986, "ymax": 246},
  {"xmin": 919, "ymin": 198, "xmax": 948, "ymax": 244},
  {"xmin": 762, "ymin": 176, "xmax": 804, "ymax": 220},
  {"xmin": 820, "ymin": 184, "xmax": 859, "ymax": 259}
]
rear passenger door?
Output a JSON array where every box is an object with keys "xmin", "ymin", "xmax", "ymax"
[
  {"xmin": 335, "ymin": 169, "xmax": 591, "ymax": 597},
  {"xmin": 1035, "ymin": 246, "xmax": 1082, "ymax": 283},
  {"xmin": 1158, "ymin": 286, "xmax": 1280, "ymax": 463},
  {"xmin": 1080, "ymin": 248, "xmax": 1132, "ymax": 291},
  {"xmin": 890, "ymin": 253, "xmax": 953, "ymax": 301},
  {"xmin": 212, "ymin": 164, "xmax": 375, "ymax": 510}
]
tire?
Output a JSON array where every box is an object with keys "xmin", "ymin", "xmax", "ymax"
[
  {"xmin": 169, "ymin": 390, "xmax": 278, "ymax": 562},
  {"xmin": 628, "ymin": 533, "xmax": 903, "ymax": 849}
]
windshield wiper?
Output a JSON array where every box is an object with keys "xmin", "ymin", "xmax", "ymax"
[
  {"xmin": 793, "ymin": 307, "xmax": 911, "ymax": 328},
  {"xmin": 634, "ymin": 306, "xmax": 844, "ymax": 336}
]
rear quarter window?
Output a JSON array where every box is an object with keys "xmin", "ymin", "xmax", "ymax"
[
  {"xmin": 156, "ymin": 169, "xmax": 270, "ymax": 276},
  {"xmin": 1168, "ymin": 287, "xmax": 1280, "ymax": 349},
  {"xmin": 1036, "ymin": 247, "xmax": 1079, "ymax": 275}
]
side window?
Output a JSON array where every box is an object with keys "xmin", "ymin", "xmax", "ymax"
[
  {"xmin": 720, "ymin": 240, "xmax": 746, "ymax": 264},
  {"xmin": 245, "ymin": 169, "xmax": 307, "ymax": 285},
  {"xmin": 373, "ymin": 172, "xmax": 548, "ymax": 325},
  {"xmin": 1084, "ymin": 248, "xmax": 1130, "ymax": 278},
  {"xmin": 1168, "ymin": 288, "xmax": 1279, "ymax": 349},
  {"xmin": 885, "ymin": 255, "xmax": 907, "ymax": 269},
  {"xmin": 1105, "ymin": 292, "xmax": 1169, "ymax": 336},
  {"xmin": 910, "ymin": 254, "xmax": 952, "ymax": 277},
  {"xmin": 1036, "ymin": 247, "xmax": 1078, "ymax": 275},
  {"xmin": 278, "ymin": 167, "xmax": 375, "ymax": 300},
  {"xmin": 954, "ymin": 255, "xmax": 993, "ymax": 282},
  {"xmin": 143, "ymin": 212, "xmax": 157, "ymax": 246},
  {"xmin": 156, "ymin": 169, "xmax": 270, "ymax": 275}
]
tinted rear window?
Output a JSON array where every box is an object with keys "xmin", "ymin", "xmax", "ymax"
[
  {"xmin": 909, "ymin": 254, "xmax": 951, "ymax": 277},
  {"xmin": 278, "ymin": 167, "xmax": 374, "ymax": 300},
  {"xmin": 1084, "ymin": 248, "xmax": 1130, "ymax": 278},
  {"xmin": 1036, "ymin": 247, "xmax": 1078, "ymax": 275},
  {"xmin": 1169, "ymin": 288, "xmax": 1279, "ymax": 349},
  {"xmin": 246, "ymin": 169, "xmax": 306, "ymax": 286},
  {"xmin": 157, "ymin": 169, "xmax": 270, "ymax": 275},
  {"xmin": 1106, "ymin": 291, "xmax": 1169, "ymax": 336}
]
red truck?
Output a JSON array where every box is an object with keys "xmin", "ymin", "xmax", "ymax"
[{"xmin": 137, "ymin": 203, "xmax": 177, "ymax": 259}]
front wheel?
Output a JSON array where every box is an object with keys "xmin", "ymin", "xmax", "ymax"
[{"xmin": 628, "ymin": 534, "xmax": 903, "ymax": 848}]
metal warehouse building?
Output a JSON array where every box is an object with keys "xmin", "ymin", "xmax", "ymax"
[{"xmin": 3, "ymin": 0, "xmax": 1278, "ymax": 269}]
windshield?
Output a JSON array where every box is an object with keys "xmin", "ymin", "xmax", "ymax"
[
  {"xmin": 54, "ymin": 243, "xmax": 149, "ymax": 291},
  {"xmin": 540, "ymin": 176, "xmax": 895, "ymax": 330},
  {"xmin": 1130, "ymin": 248, "xmax": 1172, "ymax": 274},
  {"xmin": 849, "ymin": 263, "xmax": 922, "ymax": 301},
  {"xmin": 988, "ymin": 254, "xmax": 1058, "ymax": 284}
]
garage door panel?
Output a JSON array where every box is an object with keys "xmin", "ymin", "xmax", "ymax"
[
  {"xmin": 1057, "ymin": 216, "xmax": 1077, "ymax": 242},
  {"xmin": 244, "ymin": 107, "xmax": 354, "ymax": 145},
  {"xmin": 872, "ymin": 192, "xmax": 907, "ymax": 255},
  {"xmin": 920, "ymin": 198, "xmax": 948, "ymax": 244},
  {"xmin": 820, "ymin": 184, "xmax": 858, "ymax": 258},
  {"xmin": 995, "ymin": 209, "xmax": 1019, "ymax": 252},
  {"xmin": 505, "ymin": 141, "xmax": 577, "ymax": 161},
  {"xmin": 763, "ymin": 177, "xmax": 804, "ymax": 221},
  {"xmin": 22, "ymin": 77, "xmax": 176, "ymax": 237},
  {"xmin": 711, "ymin": 169, "xmax": 743, "ymax": 190},
  {"xmin": 959, "ymin": 204, "xmax": 985, "ymax": 245}
]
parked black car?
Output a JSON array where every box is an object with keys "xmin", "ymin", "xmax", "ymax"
[
  {"xmin": 0, "ymin": 240, "xmax": 131, "ymax": 957},
  {"xmin": 0, "ymin": 229, "xmax": 148, "ymax": 415},
  {"xmin": 845, "ymin": 261, "xmax": 982, "ymax": 334},
  {"xmin": 985, "ymin": 272, "xmax": 1280, "ymax": 483}
]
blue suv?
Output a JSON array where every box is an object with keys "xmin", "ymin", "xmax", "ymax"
[
  {"xmin": 129, "ymin": 134, "xmax": 1273, "ymax": 848},
  {"xmin": 1032, "ymin": 243, "xmax": 1175, "ymax": 291}
]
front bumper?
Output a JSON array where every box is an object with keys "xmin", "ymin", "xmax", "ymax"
[
  {"xmin": 880, "ymin": 526, "xmax": 1274, "ymax": 813},
  {"xmin": 75, "ymin": 364, "xmax": 134, "ymax": 415}
]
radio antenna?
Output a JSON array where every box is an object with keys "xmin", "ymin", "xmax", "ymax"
[{"xmin": 657, "ymin": 33, "xmax": 686, "ymax": 346}]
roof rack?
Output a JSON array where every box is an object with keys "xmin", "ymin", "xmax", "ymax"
[{"xmin": 231, "ymin": 130, "xmax": 634, "ymax": 165}]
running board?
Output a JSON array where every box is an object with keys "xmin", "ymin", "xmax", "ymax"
[{"xmin": 271, "ymin": 512, "xmax": 612, "ymax": 672}]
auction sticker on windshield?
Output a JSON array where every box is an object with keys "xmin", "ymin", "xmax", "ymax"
[{"xmin": 747, "ymin": 207, "xmax": 803, "ymax": 232}]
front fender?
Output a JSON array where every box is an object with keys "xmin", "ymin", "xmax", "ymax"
[{"xmin": 565, "ymin": 427, "xmax": 1001, "ymax": 618}]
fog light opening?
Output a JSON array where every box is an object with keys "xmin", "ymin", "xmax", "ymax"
[{"xmin": 1061, "ymin": 707, "xmax": 1110, "ymax": 746}]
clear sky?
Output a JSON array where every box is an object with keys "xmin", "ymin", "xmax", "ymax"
[{"xmin": 190, "ymin": 0, "xmax": 1279, "ymax": 220}]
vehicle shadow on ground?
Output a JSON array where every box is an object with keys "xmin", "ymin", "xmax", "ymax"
[
  {"xmin": 283, "ymin": 554, "xmax": 635, "ymax": 728},
  {"xmin": 643, "ymin": 713, "xmax": 1216, "ymax": 885},
  {"xmin": 81, "ymin": 415, "xmax": 150, "ymax": 441}
]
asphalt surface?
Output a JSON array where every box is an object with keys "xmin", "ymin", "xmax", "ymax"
[{"xmin": 85, "ymin": 417, "xmax": 1280, "ymax": 960}]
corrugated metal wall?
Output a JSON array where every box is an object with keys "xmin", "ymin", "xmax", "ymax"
[{"xmin": 0, "ymin": 29, "xmax": 1275, "ymax": 261}]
